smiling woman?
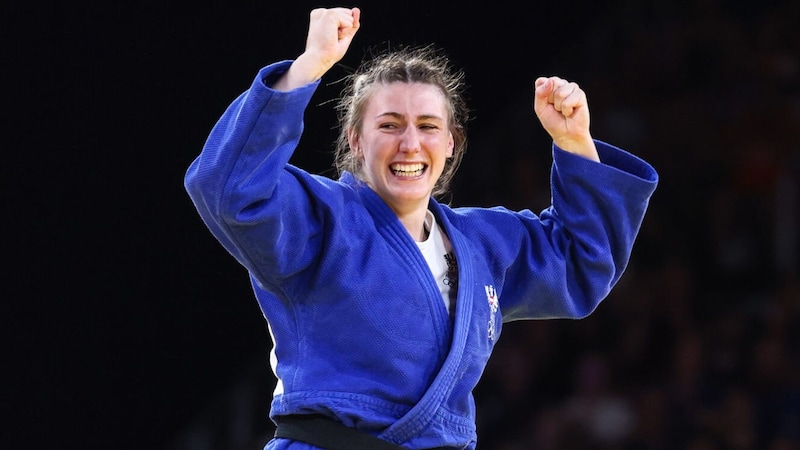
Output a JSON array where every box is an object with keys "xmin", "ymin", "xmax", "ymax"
[
  {"xmin": 333, "ymin": 45, "xmax": 468, "ymax": 205},
  {"xmin": 183, "ymin": 6, "xmax": 658, "ymax": 450},
  {"xmin": 349, "ymin": 81, "xmax": 455, "ymax": 239}
]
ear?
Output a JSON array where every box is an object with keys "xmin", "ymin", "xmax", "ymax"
[
  {"xmin": 347, "ymin": 128, "xmax": 361, "ymax": 156},
  {"xmin": 446, "ymin": 131, "xmax": 454, "ymax": 158}
]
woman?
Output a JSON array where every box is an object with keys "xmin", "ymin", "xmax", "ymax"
[{"xmin": 184, "ymin": 7, "xmax": 658, "ymax": 449}]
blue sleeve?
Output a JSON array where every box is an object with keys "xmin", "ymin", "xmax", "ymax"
[
  {"xmin": 543, "ymin": 140, "xmax": 658, "ymax": 315},
  {"xmin": 467, "ymin": 140, "xmax": 658, "ymax": 321},
  {"xmin": 184, "ymin": 61, "xmax": 327, "ymax": 287}
]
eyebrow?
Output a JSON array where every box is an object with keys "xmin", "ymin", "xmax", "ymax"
[{"xmin": 375, "ymin": 112, "xmax": 445, "ymax": 121}]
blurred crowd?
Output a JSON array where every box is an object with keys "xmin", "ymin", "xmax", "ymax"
[{"xmin": 470, "ymin": 1, "xmax": 800, "ymax": 448}]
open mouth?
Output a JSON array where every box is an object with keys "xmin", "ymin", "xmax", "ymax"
[{"xmin": 390, "ymin": 163, "xmax": 427, "ymax": 177}]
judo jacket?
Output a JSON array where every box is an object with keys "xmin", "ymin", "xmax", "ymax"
[{"xmin": 184, "ymin": 60, "xmax": 659, "ymax": 449}]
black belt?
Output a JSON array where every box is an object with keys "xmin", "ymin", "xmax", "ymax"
[{"xmin": 274, "ymin": 414, "xmax": 449, "ymax": 450}]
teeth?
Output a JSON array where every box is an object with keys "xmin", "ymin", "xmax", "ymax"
[{"xmin": 390, "ymin": 163, "xmax": 426, "ymax": 177}]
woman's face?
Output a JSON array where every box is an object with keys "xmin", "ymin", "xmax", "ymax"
[{"xmin": 350, "ymin": 82, "xmax": 454, "ymax": 215}]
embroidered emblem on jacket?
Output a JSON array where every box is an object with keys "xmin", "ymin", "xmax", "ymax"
[
  {"xmin": 444, "ymin": 252, "xmax": 458, "ymax": 319},
  {"xmin": 443, "ymin": 252, "xmax": 458, "ymax": 287},
  {"xmin": 485, "ymin": 285, "xmax": 499, "ymax": 341}
]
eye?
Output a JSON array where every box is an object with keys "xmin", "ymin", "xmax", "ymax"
[{"xmin": 379, "ymin": 122, "xmax": 399, "ymax": 130}]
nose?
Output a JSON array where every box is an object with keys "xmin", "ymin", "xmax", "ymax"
[{"xmin": 399, "ymin": 127, "xmax": 421, "ymax": 154}]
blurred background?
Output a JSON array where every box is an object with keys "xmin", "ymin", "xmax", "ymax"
[{"xmin": 5, "ymin": 0, "xmax": 798, "ymax": 449}]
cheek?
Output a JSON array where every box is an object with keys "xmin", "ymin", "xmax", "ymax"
[
  {"xmin": 429, "ymin": 137, "xmax": 452, "ymax": 162},
  {"xmin": 363, "ymin": 138, "xmax": 393, "ymax": 160},
  {"xmin": 360, "ymin": 146, "xmax": 390, "ymax": 175}
]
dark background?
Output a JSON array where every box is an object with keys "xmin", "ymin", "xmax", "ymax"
[{"xmin": 6, "ymin": 1, "xmax": 799, "ymax": 449}]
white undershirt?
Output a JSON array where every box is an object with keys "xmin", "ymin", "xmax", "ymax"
[{"xmin": 416, "ymin": 210, "xmax": 457, "ymax": 314}]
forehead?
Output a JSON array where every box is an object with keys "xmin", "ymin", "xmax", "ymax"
[{"xmin": 364, "ymin": 82, "xmax": 448, "ymax": 116}]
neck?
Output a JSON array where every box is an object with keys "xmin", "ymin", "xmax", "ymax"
[
  {"xmin": 379, "ymin": 193, "xmax": 431, "ymax": 242},
  {"xmin": 396, "ymin": 209, "xmax": 429, "ymax": 242}
]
